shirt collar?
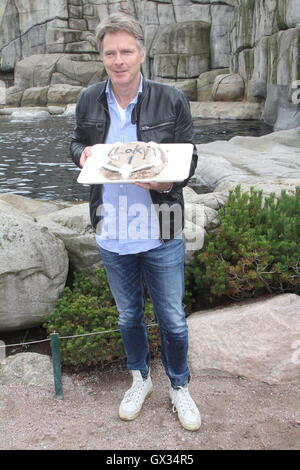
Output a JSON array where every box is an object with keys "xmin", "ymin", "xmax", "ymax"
[{"xmin": 105, "ymin": 74, "xmax": 143, "ymax": 106}]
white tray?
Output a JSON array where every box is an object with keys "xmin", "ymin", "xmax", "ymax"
[{"xmin": 77, "ymin": 143, "xmax": 193, "ymax": 184}]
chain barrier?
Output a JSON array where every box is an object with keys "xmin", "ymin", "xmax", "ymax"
[
  {"xmin": 0, "ymin": 322, "xmax": 158, "ymax": 348},
  {"xmin": 0, "ymin": 322, "xmax": 159, "ymax": 399}
]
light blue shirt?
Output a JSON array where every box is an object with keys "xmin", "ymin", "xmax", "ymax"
[{"xmin": 96, "ymin": 77, "xmax": 161, "ymax": 255}]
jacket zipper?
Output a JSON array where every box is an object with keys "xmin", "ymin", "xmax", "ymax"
[{"xmin": 140, "ymin": 121, "xmax": 174, "ymax": 131}]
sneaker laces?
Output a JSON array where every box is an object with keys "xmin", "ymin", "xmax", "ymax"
[{"xmin": 172, "ymin": 386, "xmax": 198, "ymax": 415}]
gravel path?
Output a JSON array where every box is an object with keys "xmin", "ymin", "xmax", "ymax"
[{"xmin": 0, "ymin": 358, "xmax": 299, "ymax": 450}]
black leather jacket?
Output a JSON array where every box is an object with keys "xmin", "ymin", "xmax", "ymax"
[{"xmin": 70, "ymin": 78, "xmax": 198, "ymax": 240}]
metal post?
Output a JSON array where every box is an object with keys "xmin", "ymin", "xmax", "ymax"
[{"xmin": 50, "ymin": 332, "xmax": 64, "ymax": 400}]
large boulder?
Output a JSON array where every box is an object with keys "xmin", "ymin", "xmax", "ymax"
[
  {"xmin": 36, "ymin": 203, "xmax": 101, "ymax": 271},
  {"xmin": 188, "ymin": 294, "xmax": 300, "ymax": 384},
  {"xmin": 10, "ymin": 53, "xmax": 105, "ymax": 106},
  {"xmin": 197, "ymin": 68, "xmax": 229, "ymax": 101},
  {"xmin": 212, "ymin": 73, "xmax": 245, "ymax": 101},
  {"xmin": 0, "ymin": 205, "xmax": 68, "ymax": 331}
]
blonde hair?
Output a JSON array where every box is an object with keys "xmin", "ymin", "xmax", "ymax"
[{"xmin": 95, "ymin": 13, "xmax": 145, "ymax": 55}]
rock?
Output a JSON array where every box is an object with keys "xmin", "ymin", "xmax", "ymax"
[
  {"xmin": 197, "ymin": 68, "xmax": 229, "ymax": 101},
  {"xmin": 0, "ymin": 352, "xmax": 53, "ymax": 386},
  {"xmin": 11, "ymin": 53, "xmax": 101, "ymax": 106},
  {"xmin": 0, "ymin": 106, "xmax": 47, "ymax": 115},
  {"xmin": 47, "ymin": 84, "xmax": 83, "ymax": 106},
  {"xmin": 151, "ymin": 21, "xmax": 211, "ymax": 80},
  {"xmin": 5, "ymin": 86, "xmax": 23, "ymax": 107},
  {"xmin": 194, "ymin": 127, "xmax": 300, "ymax": 192},
  {"xmin": 184, "ymin": 186, "xmax": 227, "ymax": 210},
  {"xmin": 21, "ymin": 86, "xmax": 49, "ymax": 107},
  {"xmin": 15, "ymin": 53, "xmax": 103, "ymax": 89},
  {"xmin": 190, "ymin": 101, "xmax": 263, "ymax": 120},
  {"xmin": 183, "ymin": 186, "xmax": 225, "ymax": 254},
  {"xmin": 14, "ymin": 54, "xmax": 63, "ymax": 89},
  {"xmin": 0, "ymin": 199, "xmax": 34, "ymax": 221},
  {"xmin": 0, "ymin": 194, "xmax": 63, "ymax": 218},
  {"xmin": 10, "ymin": 109, "xmax": 50, "ymax": 121},
  {"xmin": 210, "ymin": 3, "xmax": 234, "ymax": 68},
  {"xmin": 53, "ymin": 54, "xmax": 105, "ymax": 86},
  {"xmin": 164, "ymin": 79, "xmax": 198, "ymax": 101},
  {"xmin": 36, "ymin": 203, "xmax": 101, "ymax": 271},
  {"xmin": 216, "ymin": 180, "xmax": 300, "ymax": 199},
  {"xmin": 231, "ymin": 0, "xmax": 300, "ymax": 129},
  {"xmin": 0, "ymin": 210, "xmax": 68, "ymax": 331},
  {"xmin": 0, "ymin": 0, "xmax": 299, "ymax": 129},
  {"xmin": 188, "ymin": 294, "xmax": 300, "ymax": 384},
  {"xmin": 47, "ymin": 105, "xmax": 66, "ymax": 115},
  {"xmin": 184, "ymin": 188, "xmax": 220, "ymax": 231},
  {"xmin": 264, "ymin": 82, "xmax": 300, "ymax": 131},
  {"xmin": 62, "ymin": 103, "xmax": 76, "ymax": 116},
  {"xmin": 212, "ymin": 73, "xmax": 245, "ymax": 101}
]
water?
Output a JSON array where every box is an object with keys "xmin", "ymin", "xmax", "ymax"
[
  {"xmin": 0, "ymin": 115, "xmax": 84, "ymax": 201},
  {"xmin": 0, "ymin": 114, "xmax": 273, "ymax": 202}
]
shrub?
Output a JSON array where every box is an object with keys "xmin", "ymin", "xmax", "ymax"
[
  {"xmin": 44, "ymin": 267, "xmax": 160, "ymax": 368},
  {"xmin": 185, "ymin": 185, "xmax": 300, "ymax": 307}
]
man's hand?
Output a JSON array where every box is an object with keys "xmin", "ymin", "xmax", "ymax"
[
  {"xmin": 134, "ymin": 181, "xmax": 172, "ymax": 192},
  {"xmin": 79, "ymin": 146, "xmax": 93, "ymax": 168}
]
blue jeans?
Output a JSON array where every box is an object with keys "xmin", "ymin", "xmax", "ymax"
[{"xmin": 99, "ymin": 239, "xmax": 190, "ymax": 388}]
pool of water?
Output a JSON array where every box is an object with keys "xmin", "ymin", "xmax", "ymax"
[{"xmin": 0, "ymin": 115, "xmax": 273, "ymax": 202}]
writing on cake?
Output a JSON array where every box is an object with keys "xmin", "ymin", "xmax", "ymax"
[{"xmin": 99, "ymin": 141, "xmax": 168, "ymax": 180}]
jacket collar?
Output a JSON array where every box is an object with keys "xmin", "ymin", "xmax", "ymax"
[{"xmin": 97, "ymin": 75, "xmax": 148, "ymax": 106}]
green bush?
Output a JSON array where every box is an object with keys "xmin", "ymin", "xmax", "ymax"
[
  {"xmin": 44, "ymin": 268, "xmax": 160, "ymax": 368},
  {"xmin": 185, "ymin": 185, "xmax": 300, "ymax": 307}
]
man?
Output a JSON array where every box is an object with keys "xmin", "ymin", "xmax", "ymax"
[{"xmin": 70, "ymin": 12, "xmax": 201, "ymax": 431}]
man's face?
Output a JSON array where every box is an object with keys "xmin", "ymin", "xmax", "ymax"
[{"xmin": 102, "ymin": 31, "xmax": 146, "ymax": 90}]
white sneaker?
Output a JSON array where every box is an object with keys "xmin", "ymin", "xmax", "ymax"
[
  {"xmin": 119, "ymin": 370, "xmax": 153, "ymax": 421},
  {"xmin": 170, "ymin": 385, "xmax": 201, "ymax": 431}
]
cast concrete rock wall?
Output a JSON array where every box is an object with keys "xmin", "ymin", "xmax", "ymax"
[{"xmin": 0, "ymin": 0, "xmax": 299, "ymax": 127}]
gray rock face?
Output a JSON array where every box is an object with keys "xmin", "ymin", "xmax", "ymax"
[
  {"xmin": 1, "ymin": 0, "xmax": 297, "ymax": 129},
  {"xmin": 150, "ymin": 21, "xmax": 211, "ymax": 80},
  {"xmin": 231, "ymin": 0, "xmax": 300, "ymax": 129},
  {"xmin": 0, "ymin": 208, "xmax": 68, "ymax": 331},
  {"xmin": 0, "ymin": 0, "xmax": 233, "ymax": 106}
]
